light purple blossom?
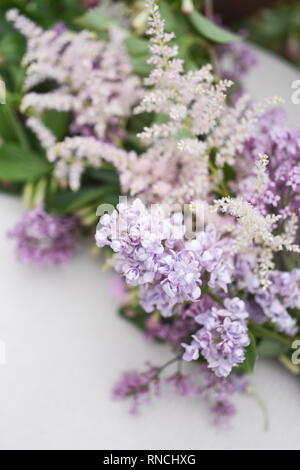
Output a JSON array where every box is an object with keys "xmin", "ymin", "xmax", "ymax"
[
  {"xmin": 112, "ymin": 369, "xmax": 152, "ymax": 415},
  {"xmin": 113, "ymin": 361, "xmax": 246, "ymax": 425},
  {"xmin": 239, "ymin": 109, "xmax": 300, "ymax": 221},
  {"xmin": 165, "ymin": 373, "xmax": 199, "ymax": 397},
  {"xmin": 182, "ymin": 298, "xmax": 250, "ymax": 377},
  {"xmin": 8, "ymin": 207, "xmax": 78, "ymax": 266},
  {"xmin": 96, "ymin": 199, "xmax": 233, "ymax": 317},
  {"xmin": 236, "ymin": 255, "xmax": 299, "ymax": 336}
]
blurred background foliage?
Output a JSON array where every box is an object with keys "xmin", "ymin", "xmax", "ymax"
[
  {"xmin": 240, "ymin": 1, "xmax": 300, "ymax": 66},
  {"xmin": 0, "ymin": 0, "xmax": 299, "ymax": 214}
]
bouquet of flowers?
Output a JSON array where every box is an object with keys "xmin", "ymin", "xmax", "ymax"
[
  {"xmin": 95, "ymin": 0, "xmax": 300, "ymax": 424},
  {"xmin": 0, "ymin": 0, "xmax": 299, "ymax": 427}
]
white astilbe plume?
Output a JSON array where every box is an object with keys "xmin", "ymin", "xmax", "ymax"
[
  {"xmin": 135, "ymin": 1, "xmax": 231, "ymax": 144},
  {"xmin": 213, "ymin": 197, "xmax": 300, "ymax": 288},
  {"xmin": 253, "ymin": 153, "xmax": 270, "ymax": 195},
  {"xmin": 7, "ymin": 9, "xmax": 141, "ymax": 140},
  {"xmin": 21, "ymin": 91, "xmax": 76, "ymax": 113},
  {"xmin": 26, "ymin": 117, "xmax": 57, "ymax": 150},
  {"xmin": 90, "ymin": 0, "xmax": 130, "ymax": 27},
  {"xmin": 122, "ymin": 0, "xmax": 279, "ymax": 204},
  {"xmin": 48, "ymin": 137, "xmax": 137, "ymax": 191},
  {"xmin": 6, "ymin": 9, "xmax": 43, "ymax": 38},
  {"xmin": 208, "ymin": 94, "xmax": 283, "ymax": 166}
]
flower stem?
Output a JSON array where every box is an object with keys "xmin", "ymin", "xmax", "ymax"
[
  {"xmin": 246, "ymin": 385, "xmax": 269, "ymax": 432},
  {"xmin": 248, "ymin": 320, "xmax": 292, "ymax": 347},
  {"xmin": 201, "ymin": 286, "xmax": 224, "ymax": 306},
  {"xmin": 154, "ymin": 354, "xmax": 182, "ymax": 377}
]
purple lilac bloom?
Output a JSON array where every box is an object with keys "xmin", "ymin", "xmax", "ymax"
[
  {"xmin": 96, "ymin": 199, "xmax": 233, "ymax": 317},
  {"xmin": 182, "ymin": 298, "xmax": 250, "ymax": 377},
  {"xmin": 239, "ymin": 109, "xmax": 300, "ymax": 221},
  {"xmin": 236, "ymin": 255, "xmax": 299, "ymax": 336},
  {"xmin": 112, "ymin": 364, "xmax": 160, "ymax": 415},
  {"xmin": 211, "ymin": 399, "xmax": 236, "ymax": 426},
  {"xmin": 113, "ymin": 362, "xmax": 246, "ymax": 425},
  {"xmin": 198, "ymin": 365, "xmax": 247, "ymax": 426},
  {"xmin": 112, "ymin": 370, "xmax": 150, "ymax": 415},
  {"xmin": 219, "ymin": 42, "xmax": 257, "ymax": 82},
  {"xmin": 8, "ymin": 207, "xmax": 78, "ymax": 266},
  {"xmin": 218, "ymin": 30, "xmax": 257, "ymax": 105},
  {"xmin": 165, "ymin": 373, "xmax": 199, "ymax": 397},
  {"xmin": 145, "ymin": 315, "xmax": 198, "ymax": 351}
]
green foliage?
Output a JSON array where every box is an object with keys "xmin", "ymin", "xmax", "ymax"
[
  {"xmin": 119, "ymin": 304, "xmax": 149, "ymax": 332},
  {"xmin": 74, "ymin": 10, "xmax": 116, "ymax": 32},
  {"xmin": 48, "ymin": 185, "xmax": 119, "ymax": 215},
  {"xmin": 85, "ymin": 166, "xmax": 120, "ymax": 186},
  {"xmin": 188, "ymin": 10, "xmax": 241, "ymax": 44},
  {"xmin": 257, "ymin": 338, "xmax": 290, "ymax": 358},
  {"xmin": 0, "ymin": 143, "xmax": 51, "ymax": 182},
  {"xmin": 238, "ymin": 332, "xmax": 257, "ymax": 373},
  {"xmin": 43, "ymin": 110, "xmax": 70, "ymax": 141},
  {"xmin": 241, "ymin": 1, "xmax": 300, "ymax": 67},
  {"xmin": 223, "ymin": 162, "xmax": 236, "ymax": 183},
  {"xmin": 0, "ymin": 32, "xmax": 25, "ymax": 65},
  {"xmin": 0, "ymin": 0, "xmax": 84, "ymax": 29}
]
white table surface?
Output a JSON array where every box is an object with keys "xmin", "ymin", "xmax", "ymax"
[{"xmin": 0, "ymin": 46, "xmax": 300, "ymax": 450}]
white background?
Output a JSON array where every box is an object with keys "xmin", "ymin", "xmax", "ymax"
[{"xmin": 0, "ymin": 47, "xmax": 300, "ymax": 450}]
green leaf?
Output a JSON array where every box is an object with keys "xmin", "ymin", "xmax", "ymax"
[
  {"xmin": 127, "ymin": 112, "xmax": 155, "ymax": 134},
  {"xmin": 44, "ymin": 110, "xmax": 70, "ymax": 141},
  {"xmin": 125, "ymin": 35, "xmax": 151, "ymax": 76},
  {"xmin": 119, "ymin": 304, "xmax": 150, "ymax": 333},
  {"xmin": 49, "ymin": 185, "xmax": 118, "ymax": 214},
  {"xmin": 85, "ymin": 166, "xmax": 120, "ymax": 186},
  {"xmin": 176, "ymin": 129, "xmax": 194, "ymax": 140},
  {"xmin": 257, "ymin": 338, "xmax": 289, "ymax": 358},
  {"xmin": 74, "ymin": 11, "xmax": 116, "ymax": 32},
  {"xmin": 0, "ymin": 32, "xmax": 25, "ymax": 64},
  {"xmin": 223, "ymin": 163, "xmax": 236, "ymax": 182},
  {"xmin": 239, "ymin": 332, "xmax": 257, "ymax": 373},
  {"xmin": 188, "ymin": 10, "xmax": 241, "ymax": 44},
  {"xmin": 129, "ymin": 55, "xmax": 152, "ymax": 77},
  {"xmin": 159, "ymin": 0, "xmax": 187, "ymax": 37},
  {"xmin": 0, "ymin": 143, "xmax": 51, "ymax": 181},
  {"xmin": 0, "ymin": 104, "xmax": 29, "ymax": 148},
  {"xmin": 125, "ymin": 36, "xmax": 149, "ymax": 58}
]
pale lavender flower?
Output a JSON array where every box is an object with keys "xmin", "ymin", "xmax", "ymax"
[
  {"xmin": 236, "ymin": 255, "xmax": 299, "ymax": 335},
  {"xmin": 112, "ymin": 363, "xmax": 160, "ymax": 415},
  {"xmin": 219, "ymin": 42, "xmax": 257, "ymax": 104},
  {"xmin": 182, "ymin": 298, "xmax": 250, "ymax": 377},
  {"xmin": 239, "ymin": 109, "xmax": 300, "ymax": 221},
  {"xmin": 165, "ymin": 373, "xmax": 199, "ymax": 397},
  {"xmin": 211, "ymin": 398, "xmax": 236, "ymax": 426},
  {"xmin": 198, "ymin": 365, "xmax": 247, "ymax": 426},
  {"xmin": 145, "ymin": 315, "xmax": 197, "ymax": 351},
  {"xmin": 8, "ymin": 207, "xmax": 78, "ymax": 266},
  {"xmin": 96, "ymin": 199, "xmax": 233, "ymax": 317}
]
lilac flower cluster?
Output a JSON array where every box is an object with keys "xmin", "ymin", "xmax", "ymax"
[
  {"xmin": 8, "ymin": 207, "xmax": 78, "ymax": 266},
  {"xmin": 219, "ymin": 42, "xmax": 257, "ymax": 104},
  {"xmin": 239, "ymin": 109, "xmax": 300, "ymax": 221},
  {"xmin": 113, "ymin": 361, "xmax": 246, "ymax": 425},
  {"xmin": 237, "ymin": 256, "xmax": 299, "ymax": 336},
  {"xmin": 95, "ymin": 199, "xmax": 233, "ymax": 317},
  {"xmin": 112, "ymin": 365, "xmax": 157, "ymax": 415},
  {"xmin": 145, "ymin": 315, "xmax": 198, "ymax": 351},
  {"xmin": 182, "ymin": 298, "xmax": 250, "ymax": 377}
]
